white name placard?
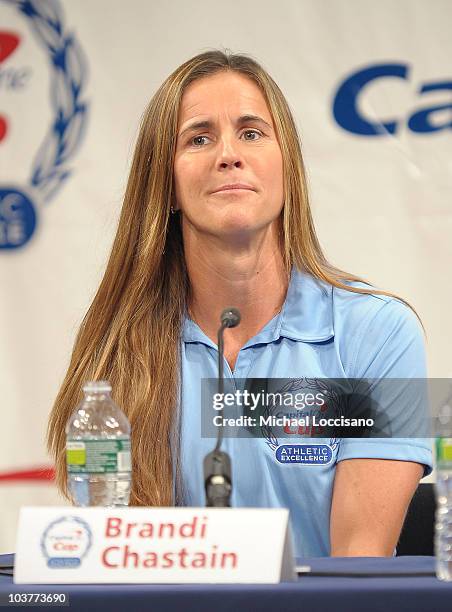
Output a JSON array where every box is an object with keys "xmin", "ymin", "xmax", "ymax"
[{"xmin": 14, "ymin": 506, "xmax": 295, "ymax": 584}]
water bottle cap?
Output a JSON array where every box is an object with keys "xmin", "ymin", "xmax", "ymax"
[{"xmin": 82, "ymin": 380, "xmax": 112, "ymax": 394}]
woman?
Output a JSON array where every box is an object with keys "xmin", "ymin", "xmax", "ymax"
[{"xmin": 47, "ymin": 50, "xmax": 432, "ymax": 558}]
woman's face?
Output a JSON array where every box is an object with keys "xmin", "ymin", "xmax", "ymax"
[{"xmin": 173, "ymin": 71, "xmax": 284, "ymax": 241}]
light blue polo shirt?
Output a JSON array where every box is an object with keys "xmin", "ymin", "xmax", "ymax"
[{"xmin": 177, "ymin": 267, "xmax": 433, "ymax": 558}]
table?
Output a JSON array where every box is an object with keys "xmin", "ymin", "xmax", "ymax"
[{"xmin": 1, "ymin": 554, "xmax": 451, "ymax": 612}]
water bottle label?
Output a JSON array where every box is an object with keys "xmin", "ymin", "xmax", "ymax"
[
  {"xmin": 66, "ymin": 438, "xmax": 131, "ymax": 473},
  {"xmin": 436, "ymin": 438, "xmax": 452, "ymax": 467}
]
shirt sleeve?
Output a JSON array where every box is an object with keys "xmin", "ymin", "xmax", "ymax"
[{"xmin": 336, "ymin": 297, "xmax": 433, "ymax": 477}]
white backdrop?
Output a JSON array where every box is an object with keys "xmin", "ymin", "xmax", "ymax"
[{"xmin": 1, "ymin": 0, "xmax": 450, "ymax": 552}]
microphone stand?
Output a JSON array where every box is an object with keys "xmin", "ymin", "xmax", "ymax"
[{"xmin": 204, "ymin": 308, "xmax": 240, "ymax": 507}]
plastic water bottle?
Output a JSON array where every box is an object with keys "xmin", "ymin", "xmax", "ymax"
[
  {"xmin": 66, "ymin": 381, "xmax": 132, "ymax": 506},
  {"xmin": 435, "ymin": 437, "xmax": 452, "ymax": 580}
]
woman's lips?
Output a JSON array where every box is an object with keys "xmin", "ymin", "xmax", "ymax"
[
  {"xmin": 211, "ymin": 183, "xmax": 255, "ymax": 193},
  {"xmin": 212, "ymin": 188, "xmax": 254, "ymax": 194}
]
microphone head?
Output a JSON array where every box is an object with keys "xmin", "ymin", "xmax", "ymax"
[{"xmin": 221, "ymin": 307, "xmax": 241, "ymax": 328}]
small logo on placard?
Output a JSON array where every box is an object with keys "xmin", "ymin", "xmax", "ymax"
[
  {"xmin": 41, "ymin": 516, "xmax": 92, "ymax": 568},
  {"xmin": 275, "ymin": 444, "xmax": 334, "ymax": 465}
]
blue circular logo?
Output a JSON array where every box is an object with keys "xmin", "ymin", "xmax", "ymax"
[{"xmin": 0, "ymin": 187, "xmax": 36, "ymax": 249}]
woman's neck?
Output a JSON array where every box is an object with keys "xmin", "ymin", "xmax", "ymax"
[{"xmin": 183, "ymin": 221, "xmax": 290, "ymax": 350}]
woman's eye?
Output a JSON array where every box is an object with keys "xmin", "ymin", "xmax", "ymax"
[
  {"xmin": 190, "ymin": 129, "xmax": 262, "ymax": 147},
  {"xmin": 191, "ymin": 135, "xmax": 210, "ymax": 146},
  {"xmin": 242, "ymin": 129, "xmax": 262, "ymax": 140}
]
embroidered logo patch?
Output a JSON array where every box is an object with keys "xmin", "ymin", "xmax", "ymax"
[{"xmin": 275, "ymin": 444, "xmax": 334, "ymax": 465}]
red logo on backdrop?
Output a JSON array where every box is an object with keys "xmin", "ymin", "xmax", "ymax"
[
  {"xmin": 0, "ymin": 31, "xmax": 20, "ymax": 142},
  {"xmin": 0, "ymin": 31, "xmax": 19, "ymax": 62},
  {"xmin": 0, "ymin": 466, "xmax": 55, "ymax": 482}
]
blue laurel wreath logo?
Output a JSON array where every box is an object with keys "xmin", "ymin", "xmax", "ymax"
[
  {"xmin": 0, "ymin": 0, "xmax": 88, "ymax": 249},
  {"xmin": 260, "ymin": 377, "xmax": 340, "ymax": 456}
]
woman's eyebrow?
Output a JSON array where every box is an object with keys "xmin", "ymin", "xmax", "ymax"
[{"xmin": 178, "ymin": 115, "xmax": 272, "ymax": 138}]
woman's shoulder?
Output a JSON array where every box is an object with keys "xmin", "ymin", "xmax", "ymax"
[
  {"xmin": 326, "ymin": 277, "xmax": 425, "ymax": 378},
  {"xmin": 289, "ymin": 268, "xmax": 423, "ymax": 352},
  {"xmin": 330, "ymin": 276, "xmax": 420, "ymax": 336},
  {"xmin": 295, "ymin": 268, "xmax": 417, "ymax": 329}
]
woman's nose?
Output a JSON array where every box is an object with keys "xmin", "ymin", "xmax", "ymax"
[
  {"xmin": 217, "ymin": 135, "xmax": 244, "ymax": 169},
  {"xmin": 219, "ymin": 158, "xmax": 242, "ymax": 169}
]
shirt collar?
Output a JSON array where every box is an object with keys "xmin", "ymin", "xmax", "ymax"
[
  {"xmin": 182, "ymin": 266, "xmax": 334, "ymax": 346},
  {"xmin": 278, "ymin": 267, "xmax": 334, "ymax": 342}
]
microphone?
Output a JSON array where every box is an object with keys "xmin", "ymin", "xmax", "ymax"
[
  {"xmin": 220, "ymin": 308, "xmax": 241, "ymax": 329},
  {"xmin": 204, "ymin": 307, "xmax": 241, "ymax": 507}
]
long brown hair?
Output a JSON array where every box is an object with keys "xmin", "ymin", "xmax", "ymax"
[{"xmin": 47, "ymin": 49, "xmax": 420, "ymax": 506}]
